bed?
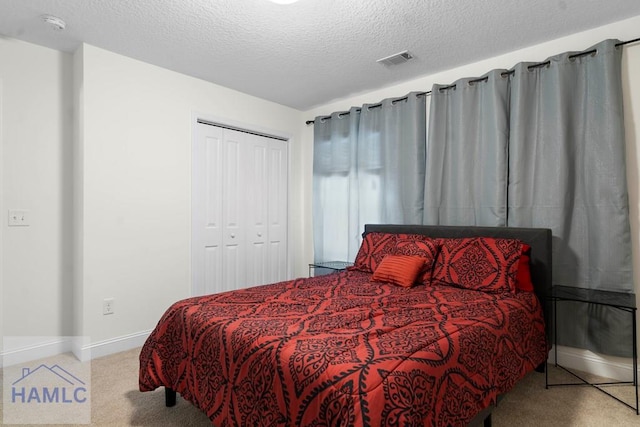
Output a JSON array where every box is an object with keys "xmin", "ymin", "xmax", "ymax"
[{"xmin": 139, "ymin": 224, "xmax": 551, "ymax": 426}]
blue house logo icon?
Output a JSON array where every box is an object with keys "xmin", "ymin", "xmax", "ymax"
[{"xmin": 11, "ymin": 364, "xmax": 88, "ymax": 404}]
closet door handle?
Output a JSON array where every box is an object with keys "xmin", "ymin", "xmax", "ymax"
[
  {"xmin": 230, "ymin": 233, "xmax": 236, "ymax": 239},
  {"xmin": 257, "ymin": 232, "xmax": 262, "ymax": 237}
]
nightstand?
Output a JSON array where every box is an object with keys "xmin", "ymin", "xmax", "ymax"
[
  {"xmin": 546, "ymin": 285, "xmax": 638, "ymax": 414},
  {"xmin": 308, "ymin": 261, "xmax": 353, "ymax": 277}
]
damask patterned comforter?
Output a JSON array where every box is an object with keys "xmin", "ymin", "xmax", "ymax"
[{"xmin": 139, "ymin": 269, "xmax": 547, "ymax": 426}]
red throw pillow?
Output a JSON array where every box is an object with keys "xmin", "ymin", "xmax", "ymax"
[
  {"xmin": 372, "ymin": 255, "xmax": 427, "ymax": 287},
  {"xmin": 351, "ymin": 232, "xmax": 398, "ymax": 273},
  {"xmin": 516, "ymin": 244, "xmax": 534, "ymax": 292},
  {"xmin": 432, "ymin": 237, "xmax": 523, "ymax": 294},
  {"xmin": 393, "ymin": 234, "xmax": 440, "ymax": 284}
]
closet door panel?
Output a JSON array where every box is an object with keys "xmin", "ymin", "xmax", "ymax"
[
  {"xmin": 193, "ymin": 124, "xmax": 224, "ymax": 296},
  {"xmin": 203, "ymin": 132, "xmax": 224, "ymax": 294},
  {"xmin": 246, "ymin": 135, "xmax": 269, "ymax": 285},
  {"xmin": 222, "ymin": 129, "xmax": 247, "ymax": 289},
  {"xmin": 267, "ymin": 140, "xmax": 288, "ymax": 283}
]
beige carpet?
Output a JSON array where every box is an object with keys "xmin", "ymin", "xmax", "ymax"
[{"xmin": 1, "ymin": 348, "xmax": 638, "ymax": 426}]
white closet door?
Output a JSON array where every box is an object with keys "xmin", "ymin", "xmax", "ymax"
[
  {"xmin": 193, "ymin": 121, "xmax": 288, "ymax": 296},
  {"xmin": 267, "ymin": 140, "xmax": 288, "ymax": 283},
  {"xmin": 221, "ymin": 128, "xmax": 248, "ymax": 289},
  {"xmin": 193, "ymin": 124, "xmax": 224, "ymax": 296},
  {"xmin": 246, "ymin": 134, "xmax": 269, "ymax": 286}
]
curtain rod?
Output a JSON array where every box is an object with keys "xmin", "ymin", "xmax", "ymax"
[{"xmin": 305, "ymin": 36, "xmax": 640, "ymax": 126}]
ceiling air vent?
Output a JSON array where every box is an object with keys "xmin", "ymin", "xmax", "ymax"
[{"xmin": 377, "ymin": 50, "xmax": 413, "ymax": 67}]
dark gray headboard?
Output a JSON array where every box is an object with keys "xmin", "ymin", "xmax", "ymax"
[{"xmin": 363, "ymin": 224, "xmax": 553, "ymax": 339}]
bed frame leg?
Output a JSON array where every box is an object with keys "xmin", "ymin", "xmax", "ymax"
[
  {"xmin": 483, "ymin": 413, "xmax": 492, "ymax": 427},
  {"xmin": 165, "ymin": 387, "xmax": 177, "ymax": 407}
]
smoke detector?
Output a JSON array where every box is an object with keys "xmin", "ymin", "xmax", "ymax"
[
  {"xmin": 42, "ymin": 15, "xmax": 66, "ymax": 31},
  {"xmin": 377, "ymin": 50, "xmax": 414, "ymax": 67}
]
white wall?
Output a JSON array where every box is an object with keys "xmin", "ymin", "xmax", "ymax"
[
  {"xmin": 0, "ymin": 39, "xmax": 74, "ymax": 358},
  {"xmin": 76, "ymin": 44, "xmax": 305, "ymax": 352},
  {"xmin": 302, "ymin": 15, "xmax": 640, "ymax": 379},
  {"xmin": 1, "ymin": 39, "xmax": 307, "ymax": 361}
]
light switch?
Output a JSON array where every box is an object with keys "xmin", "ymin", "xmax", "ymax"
[{"xmin": 8, "ymin": 210, "xmax": 30, "ymax": 227}]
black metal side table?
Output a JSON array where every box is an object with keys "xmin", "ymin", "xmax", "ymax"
[
  {"xmin": 546, "ymin": 285, "xmax": 638, "ymax": 414},
  {"xmin": 308, "ymin": 261, "xmax": 353, "ymax": 277}
]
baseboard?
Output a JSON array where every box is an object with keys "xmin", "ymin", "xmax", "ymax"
[
  {"xmin": 75, "ymin": 330, "xmax": 152, "ymax": 361},
  {"xmin": 0, "ymin": 331, "xmax": 152, "ymax": 367},
  {"xmin": 549, "ymin": 345, "xmax": 639, "ymax": 381},
  {"xmin": 0, "ymin": 337, "xmax": 73, "ymax": 368}
]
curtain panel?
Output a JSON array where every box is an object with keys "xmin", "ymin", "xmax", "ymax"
[
  {"xmin": 507, "ymin": 39, "xmax": 633, "ymax": 356},
  {"xmin": 358, "ymin": 93, "xmax": 427, "ymax": 226},
  {"xmin": 424, "ymin": 69, "xmax": 510, "ymax": 226},
  {"xmin": 508, "ymin": 39, "xmax": 632, "ymax": 291},
  {"xmin": 312, "ymin": 93, "xmax": 426, "ymax": 263},
  {"xmin": 312, "ymin": 107, "xmax": 361, "ymax": 264}
]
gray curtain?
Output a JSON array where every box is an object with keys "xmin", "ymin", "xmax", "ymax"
[
  {"xmin": 508, "ymin": 39, "xmax": 633, "ymax": 356},
  {"xmin": 313, "ymin": 38, "xmax": 633, "ymax": 357},
  {"xmin": 423, "ymin": 70, "xmax": 510, "ymax": 226},
  {"xmin": 313, "ymin": 107, "xmax": 360, "ymax": 264},
  {"xmin": 358, "ymin": 93, "xmax": 427, "ymax": 225},
  {"xmin": 313, "ymin": 93, "xmax": 426, "ymax": 263}
]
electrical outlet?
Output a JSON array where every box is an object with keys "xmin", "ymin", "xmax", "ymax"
[{"xmin": 103, "ymin": 298, "xmax": 115, "ymax": 315}]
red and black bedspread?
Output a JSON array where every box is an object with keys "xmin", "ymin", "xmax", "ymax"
[{"xmin": 139, "ymin": 269, "xmax": 547, "ymax": 426}]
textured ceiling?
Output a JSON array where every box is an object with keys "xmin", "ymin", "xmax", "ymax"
[{"xmin": 1, "ymin": 0, "xmax": 640, "ymax": 110}]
